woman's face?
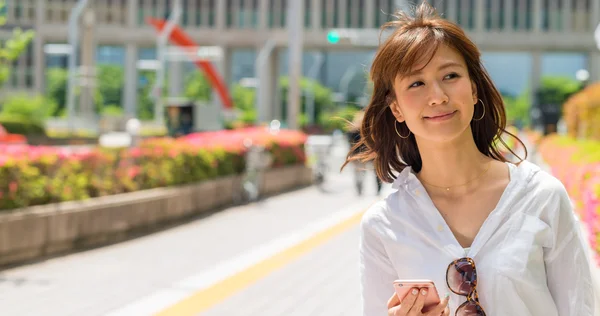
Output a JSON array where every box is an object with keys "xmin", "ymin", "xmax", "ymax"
[{"xmin": 390, "ymin": 44, "xmax": 478, "ymax": 144}]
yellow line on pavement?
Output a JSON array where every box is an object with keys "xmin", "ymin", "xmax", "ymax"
[{"xmin": 155, "ymin": 210, "xmax": 365, "ymax": 316}]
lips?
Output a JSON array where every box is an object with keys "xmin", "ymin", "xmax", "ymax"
[{"xmin": 424, "ymin": 110, "xmax": 457, "ymax": 119}]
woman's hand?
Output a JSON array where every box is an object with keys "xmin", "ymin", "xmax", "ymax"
[{"xmin": 387, "ymin": 288, "xmax": 450, "ymax": 316}]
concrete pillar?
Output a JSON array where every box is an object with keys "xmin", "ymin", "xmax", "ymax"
[
  {"xmin": 446, "ymin": 0, "xmax": 457, "ymax": 23},
  {"xmin": 80, "ymin": 9, "xmax": 97, "ymax": 121},
  {"xmin": 364, "ymin": 0, "xmax": 374, "ymax": 28},
  {"xmin": 350, "ymin": 0, "xmax": 360, "ymax": 28},
  {"xmin": 216, "ymin": 0, "xmax": 226, "ymax": 29},
  {"xmin": 273, "ymin": 48, "xmax": 283, "ymax": 120},
  {"xmin": 517, "ymin": 0, "xmax": 527, "ymax": 30},
  {"xmin": 533, "ymin": 0, "xmax": 543, "ymax": 32},
  {"xmin": 325, "ymin": 0, "xmax": 335, "ymax": 28},
  {"xmin": 311, "ymin": 0, "xmax": 321, "ymax": 30},
  {"xmin": 259, "ymin": 0, "xmax": 269, "ymax": 29},
  {"xmin": 204, "ymin": 46, "xmax": 232, "ymax": 130},
  {"xmin": 199, "ymin": 0, "xmax": 208, "ymax": 27},
  {"xmin": 122, "ymin": 0, "xmax": 139, "ymax": 118},
  {"xmin": 591, "ymin": 0, "xmax": 600, "ymax": 31},
  {"xmin": 33, "ymin": 0, "xmax": 46, "ymax": 94},
  {"xmin": 286, "ymin": 0, "xmax": 304, "ymax": 130},
  {"xmin": 503, "ymin": 0, "xmax": 513, "ymax": 31},
  {"xmin": 588, "ymin": 52, "xmax": 600, "ymax": 83},
  {"xmin": 231, "ymin": 0, "xmax": 241, "ymax": 28},
  {"xmin": 257, "ymin": 44, "xmax": 280, "ymax": 123},
  {"xmin": 549, "ymin": 0, "xmax": 559, "ymax": 31},
  {"xmin": 168, "ymin": 56, "xmax": 184, "ymax": 97},
  {"xmin": 490, "ymin": 0, "xmax": 500, "ymax": 30},
  {"xmin": 337, "ymin": 0, "xmax": 347, "ymax": 28},
  {"xmin": 563, "ymin": 0, "xmax": 572, "ymax": 32},
  {"xmin": 530, "ymin": 51, "xmax": 543, "ymax": 108},
  {"xmin": 474, "ymin": 0, "xmax": 485, "ymax": 42},
  {"xmin": 123, "ymin": 44, "xmax": 138, "ymax": 118}
]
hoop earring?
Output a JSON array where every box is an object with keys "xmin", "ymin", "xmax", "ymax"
[
  {"xmin": 473, "ymin": 99, "xmax": 485, "ymax": 121},
  {"xmin": 394, "ymin": 121, "xmax": 411, "ymax": 139}
]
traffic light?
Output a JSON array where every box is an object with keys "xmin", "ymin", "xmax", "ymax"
[{"xmin": 327, "ymin": 30, "xmax": 340, "ymax": 44}]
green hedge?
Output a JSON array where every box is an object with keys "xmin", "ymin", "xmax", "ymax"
[
  {"xmin": 0, "ymin": 116, "xmax": 45, "ymax": 135},
  {"xmin": 0, "ymin": 131, "xmax": 306, "ymax": 211}
]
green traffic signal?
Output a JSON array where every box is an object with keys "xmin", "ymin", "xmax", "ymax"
[{"xmin": 327, "ymin": 31, "xmax": 340, "ymax": 44}]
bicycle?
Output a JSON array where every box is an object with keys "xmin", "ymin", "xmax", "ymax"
[
  {"xmin": 306, "ymin": 135, "xmax": 333, "ymax": 191},
  {"xmin": 241, "ymin": 139, "xmax": 271, "ymax": 203}
]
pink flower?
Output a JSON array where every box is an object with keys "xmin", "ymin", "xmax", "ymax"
[{"xmin": 9, "ymin": 181, "xmax": 17, "ymax": 193}]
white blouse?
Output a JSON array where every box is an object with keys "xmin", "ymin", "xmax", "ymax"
[{"xmin": 359, "ymin": 161, "xmax": 595, "ymax": 316}]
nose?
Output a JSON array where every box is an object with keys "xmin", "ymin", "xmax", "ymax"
[{"xmin": 428, "ymin": 81, "xmax": 449, "ymax": 106}]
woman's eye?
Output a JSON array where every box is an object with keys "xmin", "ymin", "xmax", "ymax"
[
  {"xmin": 444, "ymin": 73, "xmax": 460, "ymax": 80},
  {"xmin": 409, "ymin": 81, "xmax": 423, "ymax": 88}
]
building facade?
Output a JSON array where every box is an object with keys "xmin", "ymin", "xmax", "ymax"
[{"xmin": 2, "ymin": 0, "xmax": 600, "ymax": 122}]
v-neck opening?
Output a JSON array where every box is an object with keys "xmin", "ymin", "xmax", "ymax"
[{"xmin": 417, "ymin": 162, "xmax": 518, "ymax": 257}]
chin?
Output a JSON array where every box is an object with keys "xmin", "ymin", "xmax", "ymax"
[{"xmin": 418, "ymin": 124, "xmax": 473, "ymax": 144}]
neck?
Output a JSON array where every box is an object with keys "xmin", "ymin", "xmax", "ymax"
[{"xmin": 415, "ymin": 128, "xmax": 491, "ymax": 193}]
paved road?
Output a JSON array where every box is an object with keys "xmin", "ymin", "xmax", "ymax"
[
  {"xmin": 2, "ymin": 134, "xmax": 599, "ymax": 316},
  {"xmin": 0, "ymin": 136, "xmax": 386, "ymax": 316}
]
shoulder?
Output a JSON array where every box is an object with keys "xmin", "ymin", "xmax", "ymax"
[
  {"xmin": 360, "ymin": 199, "xmax": 389, "ymax": 233},
  {"xmin": 515, "ymin": 161, "xmax": 574, "ymax": 224},
  {"xmin": 360, "ymin": 190, "xmax": 411, "ymax": 234},
  {"xmin": 520, "ymin": 161, "xmax": 569, "ymax": 201}
]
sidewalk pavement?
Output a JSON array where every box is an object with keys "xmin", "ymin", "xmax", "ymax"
[
  {"xmin": 1, "ymin": 135, "xmax": 598, "ymax": 316},
  {"xmin": 0, "ymin": 137, "xmax": 386, "ymax": 316}
]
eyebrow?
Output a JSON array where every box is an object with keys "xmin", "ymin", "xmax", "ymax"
[{"xmin": 406, "ymin": 61, "xmax": 464, "ymax": 77}]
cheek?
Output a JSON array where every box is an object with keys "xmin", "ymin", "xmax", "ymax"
[{"xmin": 397, "ymin": 94, "xmax": 423, "ymax": 115}]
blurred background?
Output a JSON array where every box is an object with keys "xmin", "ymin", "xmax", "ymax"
[{"xmin": 0, "ymin": 0, "xmax": 599, "ymax": 315}]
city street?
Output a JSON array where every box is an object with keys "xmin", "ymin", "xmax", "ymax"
[{"xmin": 0, "ymin": 138, "xmax": 389, "ymax": 316}]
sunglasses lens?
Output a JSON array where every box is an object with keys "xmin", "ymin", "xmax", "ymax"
[
  {"xmin": 447, "ymin": 259, "xmax": 476, "ymax": 295},
  {"xmin": 457, "ymin": 301, "xmax": 486, "ymax": 316}
]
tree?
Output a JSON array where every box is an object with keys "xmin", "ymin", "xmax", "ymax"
[{"xmin": 0, "ymin": 1, "xmax": 35, "ymax": 89}]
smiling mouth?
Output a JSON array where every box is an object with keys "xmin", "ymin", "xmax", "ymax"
[{"xmin": 424, "ymin": 110, "xmax": 457, "ymax": 119}]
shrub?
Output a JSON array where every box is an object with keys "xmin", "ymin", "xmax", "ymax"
[{"xmin": 0, "ymin": 127, "xmax": 307, "ymax": 211}]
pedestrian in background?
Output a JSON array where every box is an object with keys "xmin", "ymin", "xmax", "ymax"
[
  {"xmin": 342, "ymin": 2, "xmax": 595, "ymax": 316},
  {"xmin": 346, "ymin": 109, "xmax": 383, "ymax": 195}
]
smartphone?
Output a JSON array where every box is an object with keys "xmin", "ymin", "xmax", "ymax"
[{"xmin": 393, "ymin": 279, "xmax": 441, "ymax": 312}]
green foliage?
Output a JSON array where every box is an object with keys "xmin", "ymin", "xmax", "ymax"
[
  {"xmin": 320, "ymin": 105, "xmax": 361, "ymax": 132},
  {"xmin": 228, "ymin": 76, "xmax": 334, "ymax": 128},
  {"xmin": 537, "ymin": 76, "xmax": 582, "ymax": 105},
  {"xmin": 231, "ymin": 84, "xmax": 256, "ymax": 124},
  {"xmin": 279, "ymin": 76, "xmax": 335, "ymax": 128},
  {"xmin": 101, "ymin": 104, "xmax": 124, "ymax": 117},
  {"xmin": 184, "ymin": 71, "xmax": 212, "ymax": 101},
  {"xmin": 503, "ymin": 90, "xmax": 530, "ymax": 126},
  {"xmin": 0, "ymin": 132, "xmax": 306, "ymax": 210},
  {"xmin": 96, "ymin": 65, "xmax": 124, "ymax": 108},
  {"xmin": 0, "ymin": 115, "xmax": 45, "ymax": 135},
  {"xmin": 45, "ymin": 68, "xmax": 68, "ymax": 116},
  {"xmin": 1, "ymin": 93, "xmax": 57, "ymax": 123},
  {"xmin": 0, "ymin": 0, "xmax": 35, "ymax": 88},
  {"xmin": 46, "ymin": 65, "xmax": 124, "ymax": 116}
]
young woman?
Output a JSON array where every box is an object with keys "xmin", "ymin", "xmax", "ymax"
[{"xmin": 343, "ymin": 2, "xmax": 595, "ymax": 316}]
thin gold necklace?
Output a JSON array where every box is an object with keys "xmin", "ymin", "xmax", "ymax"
[{"xmin": 418, "ymin": 162, "xmax": 492, "ymax": 191}]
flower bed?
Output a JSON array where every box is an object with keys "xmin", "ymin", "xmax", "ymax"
[
  {"xmin": 537, "ymin": 135, "xmax": 600, "ymax": 264},
  {"xmin": 0, "ymin": 127, "xmax": 307, "ymax": 211}
]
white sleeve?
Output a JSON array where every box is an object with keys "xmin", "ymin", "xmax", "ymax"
[
  {"xmin": 359, "ymin": 210, "xmax": 398, "ymax": 316},
  {"xmin": 544, "ymin": 184, "xmax": 596, "ymax": 316}
]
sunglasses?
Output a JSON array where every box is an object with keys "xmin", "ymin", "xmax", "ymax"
[{"xmin": 446, "ymin": 257, "xmax": 487, "ymax": 316}]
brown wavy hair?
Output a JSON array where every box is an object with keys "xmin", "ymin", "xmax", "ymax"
[{"xmin": 341, "ymin": 1, "xmax": 526, "ymax": 183}]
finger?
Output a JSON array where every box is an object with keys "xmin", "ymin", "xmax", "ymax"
[
  {"xmin": 425, "ymin": 293, "xmax": 450, "ymax": 316},
  {"xmin": 397, "ymin": 288, "xmax": 420, "ymax": 315},
  {"xmin": 387, "ymin": 292, "xmax": 400, "ymax": 309},
  {"xmin": 442, "ymin": 306, "xmax": 450, "ymax": 316},
  {"xmin": 409, "ymin": 288, "xmax": 429, "ymax": 315}
]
